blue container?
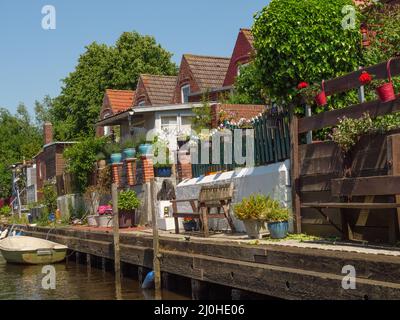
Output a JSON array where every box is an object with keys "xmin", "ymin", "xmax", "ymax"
[
  {"xmin": 155, "ymin": 167, "xmax": 172, "ymax": 177},
  {"xmin": 110, "ymin": 153, "xmax": 122, "ymax": 164},
  {"xmin": 123, "ymin": 148, "xmax": 136, "ymax": 159},
  {"xmin": 267, "ymin": 221, "xmax": 288, "ymax": 239},
  {"xmin": 49, "ymin": 213, "xmax": 56, "ymax": 222},
  {"xmin": 141, "ymin": 271, "xmax": 155, "ymax": 289},
  {"xmin": 138, "ymin": 144, "xmax": 153, "ymax": 155}
]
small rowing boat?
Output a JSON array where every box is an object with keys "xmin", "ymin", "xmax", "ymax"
[{"xmin": 0, "ymin": 236, "xmax": 68, "ymax": 265}]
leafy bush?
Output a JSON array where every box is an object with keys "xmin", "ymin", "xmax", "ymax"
[
  {"xmin": 0, "ymin": 205, "xmax": 11, "ymax": 216},
  {"xmin": 42, "ymin": 181, "xmax": 58, "ymax": 213},
  {"xmin": 234, "ymin": 194, "xmax": 269, "ymax": 220},
  {"xmin": 234, "ymin": 194, "xmax": 290, "ymax": 222},
  {"xmin": 252, "ymin": 0, "xmax": 362, "ymax": 107},
  {"xmin": 64, "ymin": 136, "xmax": 106, "ymax": 193},
  {"xmin": 118, "ymin": 190, "xmax": 141, "ymax": 211},
  {"xmin": 331, "ymin": 112, "xmax": 400, "ymax": 153}
]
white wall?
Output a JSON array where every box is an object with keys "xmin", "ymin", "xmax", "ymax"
[{"xmin": 175, "ymin": 160, "xmax": 292, "ymax": 233}]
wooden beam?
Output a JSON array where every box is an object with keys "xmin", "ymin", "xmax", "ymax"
[
  {"xmin": 111, "ymin": 183, "xmax": 122, "ymax": 300},
  {"xmin": 302, "ymin": 202, "xmax": 400, "ymax": 209},
  {"xmin": 324, "ymin": 58, "xmax": 400, "ymax": 96},
  {"xmin": 290, "ymin": 116, "xmax": 301, "ymax": 233},
  {"xmin": 331, "ymin": 176, "xmax": 400, "ymax": 196},
  {"xmin": 298, "ymin": 97, "xmax": 400, "ymax": 134},
  {"xmin": 387, "ymin": 134, "xmax": 400, "ymax": 243}
]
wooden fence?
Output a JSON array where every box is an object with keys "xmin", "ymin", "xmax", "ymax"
[
  {"xmin": 291, "ymin": 57, "xmax": 400, "ymax": 244},
  {"xmin": 191, "ymin": 108, "xmax": 290, "ymax": 178}
]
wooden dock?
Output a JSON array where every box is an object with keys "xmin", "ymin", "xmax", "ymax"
[{"xmin": 19, "ymin": 225, "xmax": 400, "ymax": 300}]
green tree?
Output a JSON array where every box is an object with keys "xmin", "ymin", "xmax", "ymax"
[
  {"xmin": 34, "ymin": 95, "xmax": 54, "ymax": 129},
  {"xmin": 52, "ymin": 31, "xmax": 177, "ymax": 140},
  {"xmin": 0, "ymin": 107, "xmax": 42, "ymax": 198},
  {"xmin": 63, "ymin": 136, "xmax": 106, "ymax": 193},
  {"xmin": 251, "ymin": 0, "xmax": 362, "ymax": 106}
]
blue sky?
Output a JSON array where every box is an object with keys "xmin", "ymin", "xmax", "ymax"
[{"xmin": 0, "ymin": 0, "xmax": 269, "ymax": 114}]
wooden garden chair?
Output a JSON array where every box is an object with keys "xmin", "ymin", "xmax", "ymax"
[{"xmin": 171, "ymin": 182, "xmax": 236, "ymax": 237}]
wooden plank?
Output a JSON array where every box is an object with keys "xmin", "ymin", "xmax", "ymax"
[
  {"xmin": 331, "ymin": 176, "xmax": 400, "ymax": 196},
  {"xmin": 290, "ymin": 116, "xmax": 301, "ymax": 233},
  {"xmin": 298, "ymin": 173, "xmax": 340, "ymax": 192},
  {"xmin": 298, "ymin": 96, "xmax": 400, "ymax": 134},
  {"xmin": 302, "ymin": 202, "xmax": 400, "ymax": 209},
  {"xmin": 324, "ymin": 58, "xmax": 400, "ymax": 96},
  {"xmin": 387, "ymin": 134, "xmax": 400, "ymax": 243}
]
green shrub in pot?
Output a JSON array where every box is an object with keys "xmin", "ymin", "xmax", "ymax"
[
  {"xmin": 264, "ymin": 197, "xmax": 290, "ymax": 239},
  {"xmin": 118, "ymin": 190, "xmax": 141, "ymax": 211},
  {"xmin": 234, "ymin": 194, "xmax": 268, "ymax": 239},
  {"xmin": 117, "ymin": 189, "xmax": 141, "ymax": 228}
]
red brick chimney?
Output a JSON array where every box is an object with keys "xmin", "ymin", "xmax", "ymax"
[{"xmin": 44, "ymin": 122, "xmax": 53, "ymax": 145}]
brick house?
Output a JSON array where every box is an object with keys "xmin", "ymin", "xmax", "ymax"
[
  {"xmin": 171, "ymin": 54, "xmax": 231, "ymax": 103},
  {"xmin": 34, "ymin": 123, "xmax": 75, "ymax": 200},
  {"xmin": 97, "ymin": 89, "xmax": 136, "ymax": 138},
  {"xmin": 135, "ymin": 74, "xmax": 177, "ymax": 106},
  {"xmin": 223, "ymin": 28, "xmax": 254, "ymax": 87}
]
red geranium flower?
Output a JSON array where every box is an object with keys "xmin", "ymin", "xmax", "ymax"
[
  {"xmin": 359, "ymin": 71, "xmax": 373, "ymax": 85},
  {"xmin": 297, "ymin": 82, "xmax": 309, "ymax": 90}
]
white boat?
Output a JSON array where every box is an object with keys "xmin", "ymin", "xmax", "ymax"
[{"xmin": 0, "ymin": 236, "xmax": 68, "ymax": 265}]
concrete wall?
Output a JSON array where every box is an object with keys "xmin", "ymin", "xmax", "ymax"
[{"xmin": 175, "ymin": 160, "xmax": 292, "ymax": 233}]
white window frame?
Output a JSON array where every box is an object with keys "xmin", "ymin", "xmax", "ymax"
[
  {"xmin": 181, "ymin": 84, "xmax": 190, "ymax": 104},
  {"xmin": 237, "ymin": 62, "xmax": 249, "ymax": 76},
  {"xmin": 138, "ymin": 100, "xmax": 146, "ymax": 107}
]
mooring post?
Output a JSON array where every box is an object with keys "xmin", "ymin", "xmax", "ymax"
[
  {"xmin": 150, "ymin": 178, "xmax": 162, "ymax": 299},
  {"xmin": 112, "ymin": 183, "xmax": 122, "ymax": 300}
]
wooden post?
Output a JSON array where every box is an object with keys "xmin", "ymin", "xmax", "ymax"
[
  {"xmin": 290, "ymin": 116, "xmax": 301, "ymax": 233},
  {"xmin": 150, "ymin": 178, "xmax": 162, "ymax": 298},
  {"xmin": 387, "ymin": 134, "xmax": 400, "ymax": 243},
  {"xmin": 112, "ymin": 183, "xmax": 122, "ymax": 300}
]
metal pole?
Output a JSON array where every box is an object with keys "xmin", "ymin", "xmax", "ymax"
[
  {"xmin": 150, "ymin": 178, "xmax": 161, "ymax": 298},
  {"xmin": 305, "ymin": 104, "xmax": 313, "ymax": 144},
  {"xmin": 111, "ymin": 183, "xmax": 122, "ymax": 300}
]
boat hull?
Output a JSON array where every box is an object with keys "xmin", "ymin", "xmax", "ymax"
[
  {"xmin": 0, "ymin": 236, "xmax": 68, "ymax": 265},
  {"xmin": 1, "ymin": 248, "xmax": 67, "ymax": 265}
]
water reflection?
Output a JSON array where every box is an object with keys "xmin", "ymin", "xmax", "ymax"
[{"xmin": 0, "ymin": 254, "xmax": 188, "ymax": 300}]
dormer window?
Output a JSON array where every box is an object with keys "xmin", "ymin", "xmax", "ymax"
[
  {"xmin": 138, "ymin": 100, "xmax": 146, "ymax": 107},
  {"xmin": 237, "ymin": 62, "xmax": 249, "ymax": 76},
  {"xmin": 181, "ymin": 84, "xmax": 190, "ymax": 103}
]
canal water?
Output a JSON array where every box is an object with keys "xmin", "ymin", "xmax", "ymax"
[{"xmin": 0, "ymin": 253, "xmax": 188, "ymax": 300}]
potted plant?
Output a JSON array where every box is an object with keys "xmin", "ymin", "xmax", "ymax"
[
  {"xmin": 153, "ymin": 137, "xmax": 172, "ymax": 177},
  {"xmin": 264, "ymin": 197, "xmax": 290, "ymax": 239},
  {"xmin": 233, "ymin": 194, "xmax": 268, "ymax": 239},
  {"xmin": 118, "ymin": 189, "xmax": 141, "ymax": 228},
  {"xmin": 359, "ymin": 59, "xmax": 397, "ymax": 103},
  {"xmin": 182, "ymin": 218, "xmax": 198, "ymax": 232},
  {"xmin": 154, "ymin": 162, "xmax": 173, "ymax": 177},
  {"xmin": 121, "ymin": 138, "xmax": 136, "ymax": 159},
  {"xmin": 104, "ymin": 143, "xmax": 122, "ymax": 164},
  {"xmin": 297, "ymin": 81, "xmax": 327, "ymax": 106}
]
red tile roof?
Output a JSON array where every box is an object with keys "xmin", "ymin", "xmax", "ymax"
[
  {"xmin": 240, "ymin": 28, "xmax": 254, "ymax": 48},
  {"xmin": 139, "ymin": 74, "xmax": 177, "ymax": 106},
  {"xmin": 184, "ymin": 54, "xmax": 231, "ymax": 90},
  {"xmin": 105, "ymin": 89, "xmax": 135, "ymax": 113}
]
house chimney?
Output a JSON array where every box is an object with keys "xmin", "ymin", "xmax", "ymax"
[{"xmin": 43, "ymin": 122, "xmax": 53, "ymax": 145}]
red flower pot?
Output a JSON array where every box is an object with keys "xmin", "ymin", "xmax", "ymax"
[
  {"xmin": 315, "ymin": 91, "xmax": 327, "ymax": 106},
  {"xmin": 314, "ymin": 79, "xmax": 327, "ymax": 106},
  {"xmin": 376, "ymin": 82, "xmax": 396, "ymax": 102},
  {"xmin": 376, "ymin": 58, "xmax": 397, "ymax": 103}
]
